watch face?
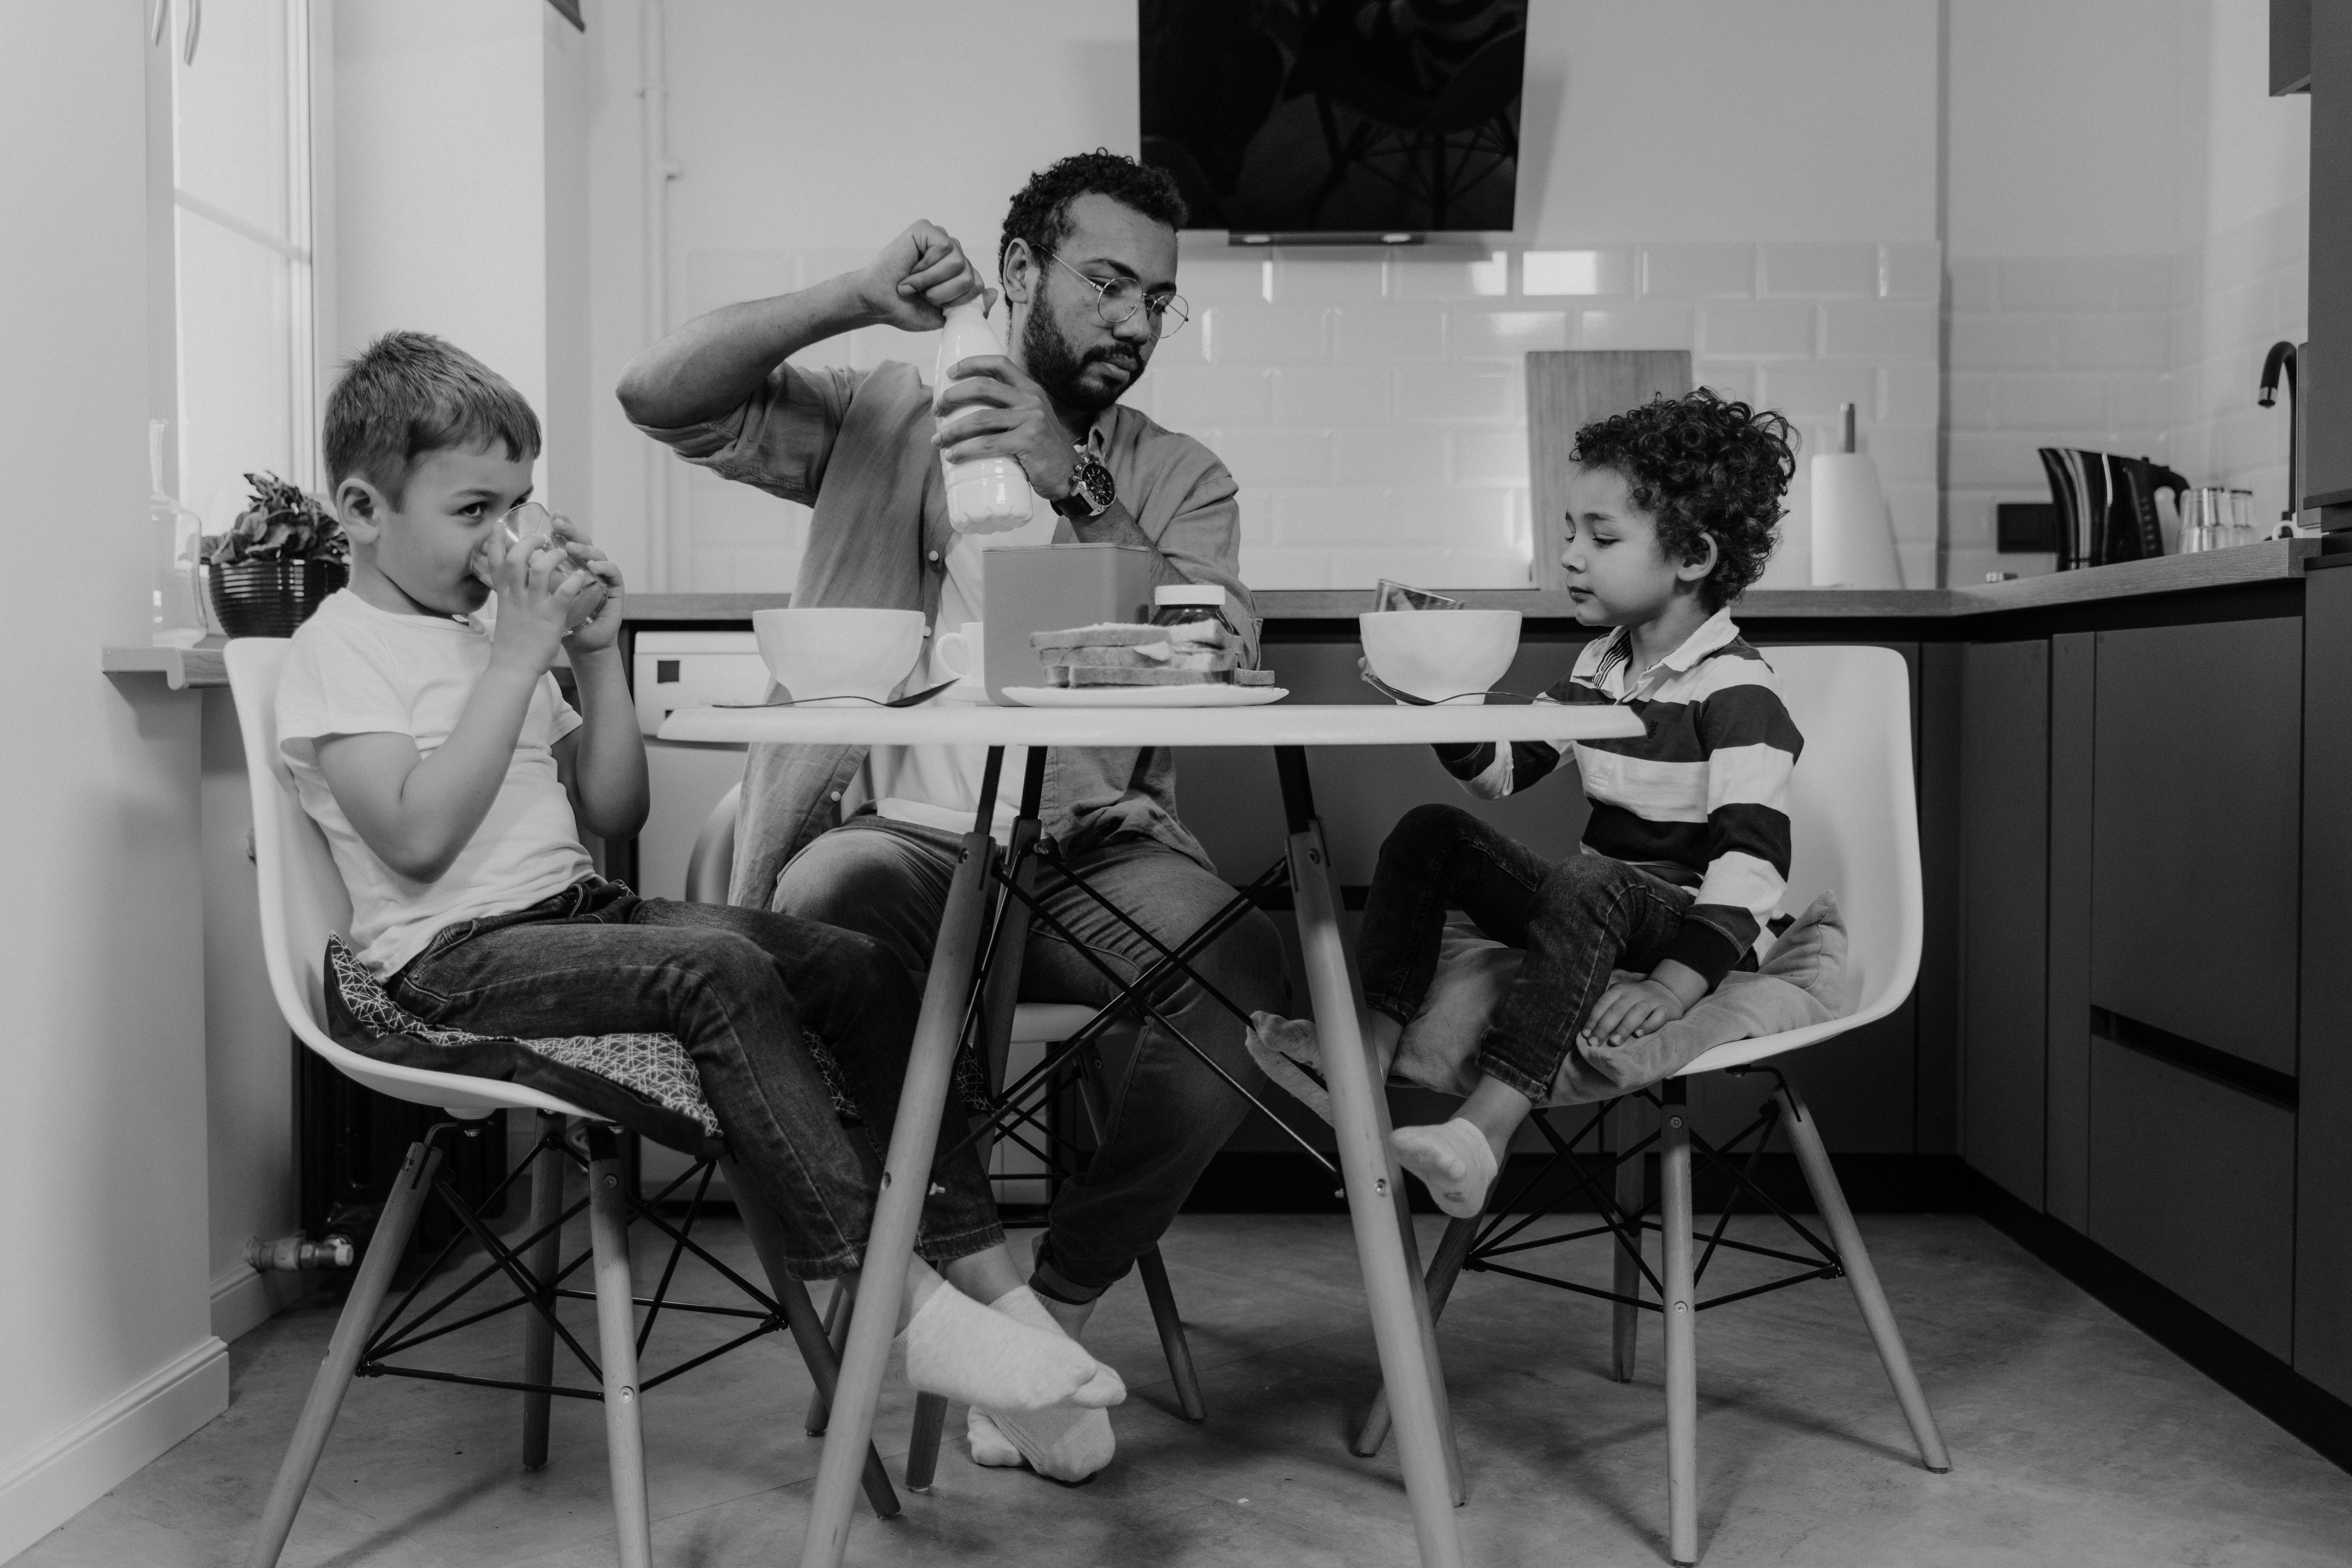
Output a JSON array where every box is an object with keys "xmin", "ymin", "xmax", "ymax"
[{"xmin": 1076, "ymin": 455, "xmax": 1114, "ymax": 511}]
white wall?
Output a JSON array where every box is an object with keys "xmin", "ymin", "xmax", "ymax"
[{"xmin": 0, "ymin": 3, "xmax": 227, "ymax": 1557}]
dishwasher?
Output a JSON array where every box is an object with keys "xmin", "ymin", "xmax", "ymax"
[{"xmin": 627, "ymin": 631, "xmax": 1048, "ymax": 1207}]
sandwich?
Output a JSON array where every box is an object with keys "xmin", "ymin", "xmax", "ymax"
[{"xmin": 1030, "ymin": 622, "xmax": 1277, "ymax": 688}]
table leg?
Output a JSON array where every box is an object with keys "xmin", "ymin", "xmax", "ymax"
[
  {"xmin": 796, "ymin": 751, "xmax": 1006, "ymax": 1568},
  {"xmin": 1275, "ymin": 748, "xmax": 1465, "ymax": 1568}
]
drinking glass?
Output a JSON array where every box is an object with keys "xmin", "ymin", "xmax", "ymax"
[
  {"xmin": 2180, "ymin": 487, "xmax": 2226, "ymax": 553},
  {"xmin": 2230, "ymin": 488, "xmax": 2258, "ymax": 547}
]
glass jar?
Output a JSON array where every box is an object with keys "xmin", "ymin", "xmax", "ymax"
[{"xmin": 1149, "ymin": 583, "xmax": 1237, "ymax": 638}]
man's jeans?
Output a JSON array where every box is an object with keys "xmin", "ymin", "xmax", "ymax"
[
  {"xmin": 1355, "ymin": 804, "xmax": 1696, "ymax": 1102},
  {"xmin": 776, "ymin": 818, "xmax": 1289, "ymax": 1303},
  {"xmin": 387, "ymin": 877, "xmax": 1003, "ymax": 1279}
]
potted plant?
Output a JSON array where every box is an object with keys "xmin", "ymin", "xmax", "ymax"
[{"xmin": 202, "ymin": 472, "xmax": 349, "ymax": 637}]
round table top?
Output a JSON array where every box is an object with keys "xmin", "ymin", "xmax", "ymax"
[{"xmin": 656, "ymin": 697, "xmax": 1646, "ymax": 749}]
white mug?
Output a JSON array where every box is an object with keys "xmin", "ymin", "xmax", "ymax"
[{"xmin": 933, "ymin": 620, "xmax": 986, "ymax": 690}]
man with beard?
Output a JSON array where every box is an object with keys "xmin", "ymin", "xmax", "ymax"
[{"xmin": 617, "ymin": 151, "xmax": 1285, "ymax": 1482}]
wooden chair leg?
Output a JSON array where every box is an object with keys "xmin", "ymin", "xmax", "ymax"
[
  {"xmin": 1350, "ymin": 1215, "xmax": 1477, "ymax": 1462},
  {"xmin": 1611, "ymin": 1099, "xmax": 1644, "ymax": 1383},
  {"xmin": 1774, "ymin": 1082, "xmax": 1952, "ymax": 1473},
  {"xmin": 723, "ymin": 1161, "xmax": 903, "ymax": 1519},
  {"xmin": 1136, "ymin": 1246, "xmax": 1207, "ymax": 1423},
  {"xmin": 904, "ymin": 1394, "xmax": 949, "ymax": 1490},
  {"xmin": 585, "ymin": 1128, "xmax": 653, "ymax": 1568},
  {"xmin": 804, "ymin": 1279, "xmax": 853, "ymax": 1435},
  {"xmin": 520, "ymin": 1113, "xmax": 566, "ymax": 1471},
  {"xmin": 1660, "ymin": 1080, "xmax": 1700, "ymax": 1568},
  {"xmin": 245, "ymin": 1135, "xmax": 445, "ymax": 1568}
]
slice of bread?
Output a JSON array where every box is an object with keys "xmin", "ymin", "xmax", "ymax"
[
  {"xmin": 1031, "ymin": 620, "xmax": 1225, "ymax": 653},
  {"xmin": 1057, "ymin": 664, "xmax": 1237, "ymax": 687},
  {"xmin": 1056, "ymin": 643, "xmax": 1240, "ymax": 671}
]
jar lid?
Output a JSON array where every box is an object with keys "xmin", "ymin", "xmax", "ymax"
[{"xmin": 1153, "ymin": 584, "xmax": 1224, "ymax": 606}]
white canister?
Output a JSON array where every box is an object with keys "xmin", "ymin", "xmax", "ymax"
[{"xmin": 1809, "ymin": 452, "xmax": 1903, "ymax": 590}]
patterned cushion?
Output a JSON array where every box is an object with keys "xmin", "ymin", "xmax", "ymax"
[{"xmin": 323, "ymin": 938, "xmax": 863, "ymax": 1157}]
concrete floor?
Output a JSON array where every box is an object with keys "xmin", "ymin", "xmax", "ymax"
[{"xmin": 14, "ymin": 1210, "xmax": 2352, "ymax": 1567}]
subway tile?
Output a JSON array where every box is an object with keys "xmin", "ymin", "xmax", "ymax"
[
  {"xmin": 2249, "ymin": 199, "xmax": 2309, "ymax": 274},
  {"xmin": 1695, "ymin": 361, "xmax": 1758, "ymax": 407},
  {"xmin": 1948, "ymin": 313, "xmax": 2061, "ymax": 370},
  {"xmin": 1148, "ymin": 364, "xmax": 1275, "ymax": 429},
  {"xmin": 1884, "ymin": 362, "xmax": 1944, "ymax": 424},
  {"xmin": 1238, "ymin": 547, "xmax": 1333, "ymax": 589},
  {"xmin": 1388, "ymin": 487, "xmax": 1516, "ymax": 550},
  {"xmin": 1449, "ymin": 428, "xmax": 1530, "ymax": 486},
  {"xmin": 1895, "ymin": 539, "xmax": 1939, "ymax": 590},
  {"xmin": 1202, "ymin": 305, "xmax": 1331, "ymax": 365},
  {"xmin": 1177, "ymin": 253, "xmax": 1271, "ymax": 305},
  {"xmin": 1822, "ymin": 302, "xmax": 1938, "ymax": 361},
  {"xmin": 1235, "ymin": 501, "xmax": 1277, "ymax": 549},
  {"xmin": 2110, "ymin": 256, "xmax": 2173, "ymax": 310},
  {"xmin": 1942, "ymin": 493, "xmax": 2002, "ymax": 550},
  {"xmin": 1208, "ymin": 427, "xmax": 1333, "ymax": 488},
  {"xmin": 1880, "ymin": 242, "xmax": 1944, "ymax": 301},
  {"xmin": 2106, "ymin": 373, "xmax": 2174, "ymax": 429},
  {"xmin": 683, "ymin": 248, "xmax": 804, "ymax": 317},
  {"xmin": 1639, "ymin": 244, "xmax": 1754, "ymax": 299},
  {"xmin": 1331, "ymin": 306, "xmax": 1446, "ymax": 363},
  {"xmin": 1945, "ymin": 430, "xmax": 2051, "ymax": 488},
  {"xmin": 1759, "ymin": 242, "xmax": 1879, "ymax": 298},
  {"xmin": 1999, "ymin": 256, "xmax": 2114, "ymax": 311},
  {"xmin": 2206, "ymin": 216, "xmax": 2260, "ymax": 294},
  {"xmin": 1946, "ymin": 257, "xmax": 2000, "ymax": 313},
  {"xmin": 1272, "ymin": 487, "xmax": 1394, "ymax": 545},
  {"xmin": 1989, "ymin": 372, "xmax": 2110, "ymax": 432},
  {"xmin": 1863, "ymin": 426, "xmax": 1942, "ymax": 488},
  {"xmin": 1698, "ymin": 302, "xmax": 1816, "ymax": 358},
  {"xmin": 1274, "ymin": 365, "xmax": 1395, "ymax": 426},
  {"xmin": 2057, "ymin": 311, "xmax": 2170, "ymax": 370},
  {"xmin": 1371, "ymin": 547, "xmax": 1534, "ymax": 590},
  {"xmin": 1395, "ymin": 365, "xmax": 1519, "ymax": 423},
  {"xmin": 2210, "ymin": 277, "xmax": 2285, "ymax": 354},
  {"xmin": 1943, "ymin": 371, "xmax": 1998, "ymax": 432},
  {"xmin": 1522, "ymin": 248, "xmax": 1633, "ymax": 296},
  {"xmin": 1446, "ymin": 310, "xmax": 1571, "ymax": 359},
  {"xmin": 1577, "ymin": 303, "xmax": 1696, "ymax": 350},
  {"xmin": 1884, "ymin": 483, "xmax": 1940, "ymax": 545},
  {"xmin": 1267, "ymin": 255, "xmax": 1387, "ymax": 303},
  {"xmin": 1390, "ymin": 250, "xmax": 1508, "ymax": 299},
  {"xmin": 2174, "ymin": 246, "xmax": 2207, "ymax": 306},
  {"xmin": 1334, "ymin": 425, "xmax": 1449, "ymax": 485},
  {"xmin": 1756, "ymin": 361, "xmax": 1878, "ymax": 418}
]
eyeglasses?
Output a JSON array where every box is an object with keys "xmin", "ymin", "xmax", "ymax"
[{"xmin": 1043, "ymin": 250, "xmax": 1190, "ymax": 339}]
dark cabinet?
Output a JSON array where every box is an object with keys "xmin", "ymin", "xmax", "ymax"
[
  {"xmin": 1960, "ymin": 640, "xmax": 2051, "ymax": 1208},
  {"xmin": 2299, "ymin": 565, "xmax": 2352, "ymax": 1401},
  {"xmin": 2275, "ymin": 0, "xmax": 2312, "ymax": 95},
  {"xmin": 2091, "ymin": 620, "xmax": 2303, "ymax": 1075}
]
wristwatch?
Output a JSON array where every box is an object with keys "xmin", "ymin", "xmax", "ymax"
[{"xmin": 1053, "ymin": 447, "xmax": 1116, "ymax": 521}]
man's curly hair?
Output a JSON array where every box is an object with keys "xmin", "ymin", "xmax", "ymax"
[
  {"xmin": 1569, "ymin": 389, "xmax": 1798, "ymax": 609},
  {"xmin": 1000, "ymin": 149, "xmax": 1189, "ymax": 275}
]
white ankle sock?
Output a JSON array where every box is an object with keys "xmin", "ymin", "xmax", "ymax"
[
  {"xmin": 969, "ymin": 1287, "xmax": 1118, "ymax": 1482},
  {"xmin": 966, "ymin": 1405, "xmax": 1022, "ymax": 1468},
  {"xmin": 1245, "ymin": 1012, "xmax": 1332, "ymax": 1123},
  {"xmin": 896, "ymin": 1281, "xmax": 1107, "ymax": 1413},
  {"xmin": 1391, "ymin": 1118, "xmax": 1499, "ymax": 1219}
]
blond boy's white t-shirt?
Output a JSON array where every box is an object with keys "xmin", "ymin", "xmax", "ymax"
[{"xmin": 275, "ymin": 589, "xmax": 590, "ymax": 978}]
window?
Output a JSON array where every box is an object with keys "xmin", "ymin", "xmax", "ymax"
[{"xmin": 152, "ymin": 0, "xmax": 321, "ymax": 533}]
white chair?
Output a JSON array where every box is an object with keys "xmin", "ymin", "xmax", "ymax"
[
  {"xmin": 685, "ymin": 784, "xmax": 1211, "ymax": 1486},
  {"xmin": 223, "ymin": 640, "xmax": 897, "ymax": 1568},
  {"xmin": 1352, "ymin": 644, "xmax": 1950, "ymax": 1566}
]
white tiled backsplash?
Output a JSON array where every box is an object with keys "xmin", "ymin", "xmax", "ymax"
[
  {"xmin": 678, "ymin": 240, "xmax": 1943, "ymax": 593},
  {"xmin": 1944, "ymin": 198, "xmax": 2305, "ymax": 585}
]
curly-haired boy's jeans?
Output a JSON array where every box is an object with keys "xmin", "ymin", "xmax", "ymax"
[
  {"xmin": 386, "ymin": 877, "xmax": 1003, "ymax": 1279},
  {"xmin": 1355, "ymin": 804, "xmax": 1696, "ymax": 1103}
]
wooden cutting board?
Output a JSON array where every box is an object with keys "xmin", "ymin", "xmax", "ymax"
[{"xmin": 1525, "ymin": 350, "xmax": 1692, "ymax": 592}]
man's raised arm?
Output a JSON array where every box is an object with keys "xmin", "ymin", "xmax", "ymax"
[{"xmin": 614, "ymin": 219, "xmax": 986, "ymax": 430}]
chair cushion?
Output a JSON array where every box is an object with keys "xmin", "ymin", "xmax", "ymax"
[
  {"xmin": 323, "ymin": 937, "xmax": 864, "ymax": 1157},
  {"xmin": 1389, "ymin": 893, "xmax": 1857, "ymax": 1106}
]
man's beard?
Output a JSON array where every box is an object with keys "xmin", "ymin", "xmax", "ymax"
[{"xmin": 1021, "ymin": 307, "xmax": 1143, "ymax": 414}]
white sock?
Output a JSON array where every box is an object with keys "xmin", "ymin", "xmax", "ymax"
[
  {"xmin": 966, "ymin": 1404, "xmax": 1022, "ymax": 1468},
  {"xmin": 1391, "ymin": 1118, "xmax": 1499, "ymax": 1219},
  {"xmin": 896, "ymin": 1281, "xmax": 1117, "ymax": 1413},
  {"xmin": 1245, "ymin": 1012, "xmax": 1332, "ymax": 1123},
  {"xmin": 969, "ymin": 1287, "xmax": 1118, "ymax": 1482}
]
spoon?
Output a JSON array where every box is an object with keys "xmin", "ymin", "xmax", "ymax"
[
  {"xmin": 717, "ymin": 679, "xmax": 961, "ymax": 711},
  {"xmin": 1359, "ymin": 669, "xmax": 1539, "ymax": 707}
]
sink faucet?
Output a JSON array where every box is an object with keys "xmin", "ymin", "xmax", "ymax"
[{"xmin": 2258, "ymin": 341, "xmax": 2298, "ymax": 523}]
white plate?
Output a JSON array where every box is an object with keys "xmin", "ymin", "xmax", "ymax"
[{"xmin": 1001, "ymin": 684, "xmax": 1290, "ymax": 709}]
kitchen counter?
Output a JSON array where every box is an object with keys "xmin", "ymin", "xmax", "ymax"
[{"xmin": 621, "ymin": 536, "xmax": 2338, "ymax": 626}]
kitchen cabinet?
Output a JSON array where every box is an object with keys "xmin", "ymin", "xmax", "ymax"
[
  {"xmin": 2298, "ymin": 564, "xmax": 2352, "ymax": 1402},
  {"xmin": 2086, "ymin": 1036, "xmax": 2297, "ymax": 1359},
  {"xmin": 2045, "ymin": 633, "xmax": 2097, "ymax": 1230},
  {"xmin": 2091, "ymin": 619, "xmax": 2303, "ymax": 1076},
  {"xmin": 2275, "ymin": 0, "xmax": 2312, "ymax": 95},
  {"xmin": 1960, "ymin": 640, "xmax": 2050, "ymax": 1209}
]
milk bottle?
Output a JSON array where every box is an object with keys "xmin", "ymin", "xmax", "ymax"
[{"xmin": 934, "ymin": 297, "xmax": 1035, "ymax": 533}]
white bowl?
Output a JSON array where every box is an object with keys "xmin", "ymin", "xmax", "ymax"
[
  {"xmin": 1358, "ymin": 609, "xmax": 1523, "ymax": 704},
  {"xmin": 752, "ymin": 608, "xmax": 927, "ymax": 703}
]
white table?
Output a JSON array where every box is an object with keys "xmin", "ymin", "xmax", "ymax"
[{"xmin": 659, "ymin": 700, "xmax": 1645, "ymax": 1568}]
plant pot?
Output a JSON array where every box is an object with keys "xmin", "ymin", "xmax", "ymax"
[{"xmin": 206, "ymin": 557, "xmax": 349, "ymax": 638}]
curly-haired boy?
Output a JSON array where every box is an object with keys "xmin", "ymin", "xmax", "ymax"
[{"xmin": 1250, "ymin": 389, "xmax": 1803, "ymax": 1218}]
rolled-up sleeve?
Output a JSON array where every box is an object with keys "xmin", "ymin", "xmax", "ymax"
[{"xmin": 630, "ymin": 361, "xmax": 863, "ymax": 504}]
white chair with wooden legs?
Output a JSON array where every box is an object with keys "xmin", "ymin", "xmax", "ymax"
[
  {"xmin": 1353, "ymin": 644, "xmax": 1952, "ymax": 1566},
  {"xmin": 225, "ymin": 640, "xmax": 898, "ymax": 1568},
  {"xmin": 686, "ymin": 784, "xmax": 1210, "ymax": 1489}
]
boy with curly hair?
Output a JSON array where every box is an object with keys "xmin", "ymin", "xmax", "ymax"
[{"xmin": 1251, "ymin": 389, "xmax": 1802, "ymax": 1218}]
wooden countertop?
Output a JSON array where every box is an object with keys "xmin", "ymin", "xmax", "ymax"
[{"xmin": 624, "ymin": 538, "xmax": 2334, "ymax": 626}]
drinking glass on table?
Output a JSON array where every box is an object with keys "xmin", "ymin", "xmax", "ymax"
[
  {"xmin": 2180, "ymin": 487, "xmax": 2226, "ymax": 553},
  {"xmin": 2230, "ymin": 488, "xmax": 2259, "ymax": 547}
]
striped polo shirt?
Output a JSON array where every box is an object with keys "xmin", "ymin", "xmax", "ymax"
[{"xmin": 1434, "ymin": 608, "xmax": 1802, "ymax": 985}]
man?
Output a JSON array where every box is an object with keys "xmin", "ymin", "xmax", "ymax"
[{"xmin": 616, "ymin": 151, "xmax": 1287, "ymax": 1477}]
